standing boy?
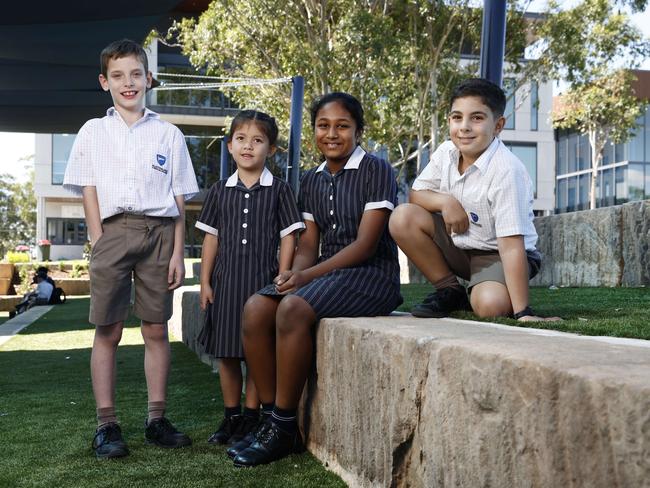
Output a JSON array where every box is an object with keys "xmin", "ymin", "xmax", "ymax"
[
  {"xmin": 390, "ymin": 78, "xmax": 558, "ymax": 322},
  {"xmin": 63, "ymin": 39, "xmax": 199, "ymax": 459}
]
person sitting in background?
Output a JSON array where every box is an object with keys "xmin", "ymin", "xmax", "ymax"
[{"xmin": 13, "ymin": 271, "xmax": 54, "ymax": 315}]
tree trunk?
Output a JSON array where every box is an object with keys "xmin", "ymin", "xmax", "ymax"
[{"xmin": 588, "ymin": 129, "xmax": 604, "ymax": 210}]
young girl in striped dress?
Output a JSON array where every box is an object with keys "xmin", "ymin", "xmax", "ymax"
[
  {"xmin": 195, "ymin": 110, "xmax": 304, "ymax": 448},
  {"xmin": 231, "ymin": 93, "xmax": 403, "ymax": 467}
]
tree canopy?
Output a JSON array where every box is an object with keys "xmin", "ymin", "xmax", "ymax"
[{"xmin": 0, "ymin": 169, "xmax": 36, "ymax": 259}]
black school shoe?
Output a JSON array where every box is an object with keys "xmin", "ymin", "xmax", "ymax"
[
  {"xmin": 233, "ymin": 420, "xmax": 304, "ymax": 467},
  {"xmin": 208, "ymin": 414, "xmax": 243, "ymax": 445},
  {"xmin": 92, "ymin": 423, "xmax": 129, "ymax": 459},
  {"xmin": 411, "ymin": 286, "xmax": 471, "ymax": 318},
  {"xmin": 144, "ymin": 417, "xmax": 192, "ymax": 448},
  {"xmin": 227, "ymin": 418, "xmax": 269, "ymax": 458},
  {"xmin": 228, "ymin": 414, "xmax": 260, "ymax": 446}
]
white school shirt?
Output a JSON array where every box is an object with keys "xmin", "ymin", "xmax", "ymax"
[
  {"xmin": 36, "ymin": 281, "xmax": 54, "ymax": 301},
  {"xmin": 412, "ymin": 138, "xmax": 538, "ymax": 251},
  {"xmin": 63, "ymin": 107, "xmax": 199, "ymax": 221}
]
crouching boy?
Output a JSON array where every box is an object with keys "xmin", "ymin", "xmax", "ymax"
[{"xmin": 390, "ymin": 78, "xmax": 558, "ymax": 322}]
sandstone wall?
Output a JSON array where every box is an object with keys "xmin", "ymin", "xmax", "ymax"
[
  {"xmin": 531, "ymin": 200, "xmax": 649, "ymax": 287},
  {"xmin": 304, "ymin": 317, "xmax": 650, "ymax": 488}
]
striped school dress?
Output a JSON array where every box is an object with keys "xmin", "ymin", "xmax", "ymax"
[
  {"xmin": 266, "ymin": 146, "xmax": 403, "ymax": 318},
  {"xmin": 195, "ymin": 167, "xmax": 304, "ymax": 358}
]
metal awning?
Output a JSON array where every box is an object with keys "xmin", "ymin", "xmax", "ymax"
[{"xmin": 0, "ymin": 0, "xmax": 208, "ymax": 133}]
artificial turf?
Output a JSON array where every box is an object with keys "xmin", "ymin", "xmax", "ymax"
[
  {"xmin": 400, "ymin": 284, "xmax": 650, "ymax": 340},
  {"xmin": 0, "ymin": 298, "xmax": 345, "ymax": 488}
]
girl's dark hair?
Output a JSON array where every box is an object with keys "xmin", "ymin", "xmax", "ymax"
[
  {"xmin": 449, "ymin": 78, "xmax": 507, "ymax": 118},
  {"xmin": 228, "ymin": 110, "xmax": 279, "ymax": 146},
  {"xmin": 310, "ymin": 92, "xmax": 364, "ymax": 132}
]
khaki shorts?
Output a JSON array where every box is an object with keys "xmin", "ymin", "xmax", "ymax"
[
  {"xmin": 89, "ymin": 213, "xmax": 175, "ymax": 326},
  {"xmin": 431, "ymin": 213, "xmax": 541, "ymax": 288}
]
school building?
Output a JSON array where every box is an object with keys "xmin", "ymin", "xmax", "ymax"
[{"xmin": 554, "ymin": 70, "xmax": 650, "ymax": 213}]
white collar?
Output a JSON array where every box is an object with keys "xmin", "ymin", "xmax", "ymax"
[
  {"xmin": 316, "ymin": 145, "xmax": 366, "ymax": 173},
  {"xmin": 225, "ymin": 166, "xmax": 274, "ymax": 187},
  {"xmin": 106, "ymin": 106, "xmax": 159, "ymax": 120},
  {"xmin": 448, "ymin": 137, "xmax": 501, "ymax": 174}
]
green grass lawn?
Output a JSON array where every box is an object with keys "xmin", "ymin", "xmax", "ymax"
[
  {"xmin": 0, "ymin": 298, "xmax": 345, "ymax": 488},
  {"xmin": 400, "ymin": 284, "xmax": 650, "ymax": 340}
]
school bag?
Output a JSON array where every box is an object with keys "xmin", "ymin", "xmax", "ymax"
[{"xmin": 49, "ymin": 287, "xmax": 66, "ymax": 305}]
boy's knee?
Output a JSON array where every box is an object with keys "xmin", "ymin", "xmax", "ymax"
[
  {"xmin": 389, "ymin": 204, "xmax": 415, "ymax": 237},
  {"xmin": 95, "ymin": 323, "xmax": 123, "ymax": 346},
  {"xmin": 470, "ymin": 287, "xmax": 512, "ymax": 318},
  {"xmin": 141, "ymin": 323, "xmax": 168, "ymax": 342}
]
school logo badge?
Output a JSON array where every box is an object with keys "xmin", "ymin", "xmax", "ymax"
[
  {"xmin": 152, "ymin": 154, "xmax": 168, "ymax": 174},
  {"xmin": 469, "ymin": 212, "xmax": 479, "ymax": 223}
]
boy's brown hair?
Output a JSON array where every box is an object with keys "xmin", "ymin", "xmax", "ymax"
[{"xmin": 100, "ymin": 39, "xmax": 148, "ymax": 77}]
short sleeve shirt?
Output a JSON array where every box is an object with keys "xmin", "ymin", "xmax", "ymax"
[
  {"xmin": 63, "ymin": 107, "xmax": 199, "ymax": 221},
  {"xmin": 412, "ymin": 138, "xmax": 538, "ymax": 251},
  {"xmin": 299, "ymin": 146, "xmax": 399, "ymax": 269}
]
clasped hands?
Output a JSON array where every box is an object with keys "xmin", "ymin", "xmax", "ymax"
[{"xmin": 273, "ymin": 269, "xmax": 313, "ymax": 294}]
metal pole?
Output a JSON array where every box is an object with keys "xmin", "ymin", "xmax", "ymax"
[
  {"xmin": 220, "ymin": 135, "xmax": 229, "ymax": 180},
  {"xmin": 287, "ymin": 76, "xmax": 304, "ymax": 194},
  {"xmin": 479, "ymin": 0, "xmax": 507, "ymax": 87}
]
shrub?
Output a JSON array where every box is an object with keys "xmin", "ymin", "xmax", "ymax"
[
  {"xmin": 71, "ymin": 262, "xmax": 88, "ymax": 278},
  {"xmin": 6, "ymin": 252, "xmax": 31, "ymax": 264}
]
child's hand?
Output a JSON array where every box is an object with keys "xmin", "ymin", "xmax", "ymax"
[
  {"xmin": 167, "ymin": 254, "xmax": 185, "ymax": 290},
  {"xmin": 274, "ymin": 270, "xmax": 311, "ymax": 294},
  {"xmin": 517, "ymin": 315, "xmax": 562, "ymax": 322},
  {"xmin": 441, "ymin": 196, "xmax": 469, "ymax": 235},
  {"xmin": 199, "ymin": 284, "xmax": 214, "ymax": 311}
]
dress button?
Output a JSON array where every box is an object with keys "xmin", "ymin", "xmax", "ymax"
[
  {"xmin": 329, "ymin": 195, "xmax": 333, "ymax": 200},
  {"xmin": 242, "ymin": 223, "xmax": 248, "ymax": 228},
  {"xmin": 245, "ymin": 194, "xmax": 250, "ymax": 199},
  {"xmin": 332, "ymin": 224, "xmax": 336, "ymax": 229},
  {"xmin": 243, "ymin": 209, "xmax": 249, "ymax": 214},
  {"xmin": 329, "ymin": 210, "xmax": 334, "ymax": 215},
  {"xmin": 242, "ymin": 239, "xmax": 247, "ymax": 244}
]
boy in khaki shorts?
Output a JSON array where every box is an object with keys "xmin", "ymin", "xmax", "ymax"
[
  {"xmin": 390, "ymin": 78, "xmax": 559, "ymax": 323},
  {"xmin": 63, "ymin": 39, "xmax": 199, "ymax": 459}
]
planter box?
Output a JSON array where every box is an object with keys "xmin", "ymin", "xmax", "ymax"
[
  {"xmin": 56, "ymin": 279, "xmax": 90, "ymax": 296},
  {"xmin": 0, "ymin": 263, "xmax": 15, "ymax": 280}
]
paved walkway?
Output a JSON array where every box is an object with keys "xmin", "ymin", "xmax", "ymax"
[{"xmin": 0, "ymin": 305, "xmax": 53, "ymax": 347}]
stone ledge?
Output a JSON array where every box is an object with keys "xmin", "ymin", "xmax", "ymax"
[
  {"xmin": 307, "ymin": 317, "xmax": 650, "ymax": 488},
  {"xmin": 170, "ymin": 290, "xmax": 650, "ymax": 487}
]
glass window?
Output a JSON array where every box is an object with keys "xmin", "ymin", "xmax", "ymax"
[
  {"xmin": 557, "ymin": 178, "xmax": 567, "ymax": 213},
  {"xmin": 602, "ymin": 168, "xmax": 614, "ymax": 207},
  {"xmin": 530, "ymin": 81, "xmax": 538, "ymax": 131},
  {"xmin": 628, "ymin": 163, "xmax": 644, "ymax": 201},
  {"xmin": 46, "ymin": 218, "xmax": 87, "ymax": 245},
  {"xmin": 567, "ymin": 176, "xmax": 577, "ymax": 212},
  {"xmin": 614, "ymin": 142, "xmax": 626, "ymax": 163},
  {"xmin": 645, "ymin": 163, "xmax": 650, "ymax": 199},
  {"xmin": 557, "ymin": 134, "xmax": 568, "ymax": 175},
  {"xmin": 579, "ymin": 173, "xmax": 590, "ymax": 210},
  {"xmin": 567, "ymin": 134, "xmax": 578, "ymax": 173},
  {"xmin": 176, "ymin": 125, "xmax": 226, "ymax": 190},
  {"xmin": 602, "ymin": 140, "xmax": 614, "ymax": 166},
  {"xmin": 578, "ymin": 135, "xmax": 590, "ymax": 171},
  {"xmin": 628, "ymin": 115, "xmax": 644, "ymax": 162},
  {"xmin": 52, "ymin": 134, "xmax": 76, "ymax": 185},
  {"xmin": 615, "ymin": 166, "xmax": 628, "ymax": 205},
  {"xmin": 504, "ymin": 79, "xmax": 515, "ymax": 130},
  {"xmin": 505, "ymin": 143, "xmax": 537, "ymax": 196}
]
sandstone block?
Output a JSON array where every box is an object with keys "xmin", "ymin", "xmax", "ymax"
[
  {"xmin": 621, "ymin": 200, "xmax": 650, "ymax": 286},
  {"xmin": 303, "ymin": 317, "xmax": 650, "ymax": 488}
]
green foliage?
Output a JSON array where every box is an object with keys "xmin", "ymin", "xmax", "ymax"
[
  {"xmin": 168, "ymin": 0, "xmax": 530, "ymax": 169},
  {"xmin": 70, "ymin": 262, "xmax": 88, "ymax": 278},
  {"xmin": 5, "ymin": 252, "xmax": 30, "ymax": 264},
  {"xmin": 0, "ymin": 166, "xmax": 36, "ymax": 260}
]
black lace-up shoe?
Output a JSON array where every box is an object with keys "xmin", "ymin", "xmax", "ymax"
[
  {"xmin": 144, "ymin": 417, "xmax": 191, "ymax": 448},
  {"xmin": 92, "ymin": 423, "xmax": 129, "ymax": 459},
  {"xmin": 207, "ymin": 415, "xmax": 243, "ymax": 445},
  {"xmin": 228, "ymin": 414, "xmax": 259, "ymax": 446},
  {"xmin": 227, "ymin": 418, "xmax": 269, "ymax": 458},
  {"xmin": 411, "ymin": 286, "xmax": 471, "ymax": 318},
  {"xmin": 233, "ymin": 421, "xmax": 304, "ymax": 467}
]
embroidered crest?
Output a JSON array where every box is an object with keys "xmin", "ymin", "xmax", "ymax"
[
  {"xmin": 469, "ymin": 212, "xmax": 479, "ymax": 223},
  {"xmin": 156, "ymin": 154, "xmax": 167, "ymax": 166}
]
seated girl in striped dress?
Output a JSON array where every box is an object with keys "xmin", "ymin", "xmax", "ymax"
[
  {"xmin": 195, "ymin": 110, "xmax": 304, "ymax": 449},
  {"xmin": 230, "ymin": 93, "xmax": 403, "ymax": 467}
]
